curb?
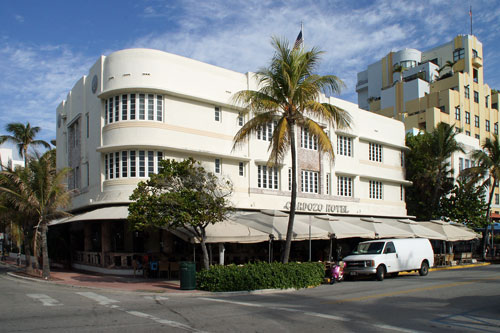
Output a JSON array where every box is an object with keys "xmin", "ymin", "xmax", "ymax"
[{"xmin": 399, "ymin": 262, "xmax": 491, "ymax": 275}]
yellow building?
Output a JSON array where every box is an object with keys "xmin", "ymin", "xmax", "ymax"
[{"xmin": 357, "ymin": 34, "xmax": 500, "ymax": 213}]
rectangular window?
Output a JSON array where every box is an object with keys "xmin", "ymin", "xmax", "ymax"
[
  {"xmin": 486, "ymin": 120, "xmax": 490, "ymax": 132},
  {"xmin": 105, "ymin": 100, "xmax": 108, "ymax": 125},
  {"xmin": 139, "ymin": 150, "xmax": 145, "ymax": 177},
  {"xmin": 257, "ymin": 121, "xmax": 276, "ymax": 141},
  {"xmin": 147, "ymin": 94, "xmax": 154, "ymax": 120},
  {"xmin": 486, "ymin": 95, "xmax": 489, "ymax": 108},
  {"xmin": 130, "ymin": 151, "xmax": 136, "ymax": 177},
  {"xmin": 473, "ymin": 68, "xmax": 478, "ymax": 83},
  {"xmin": 108, "ymin": 98, "xmax": 113, "ymax": 124},
  {"xmin": 465, "ymin": 86, "xmax": 470, "ymax": 99},
  {"xmin": 466, "ymin": 130, "xmax": 471, "ymax": 136},
  {"xmin": 400, "ymin": 185, "xmax": 404, "ymax": 201},
  {"xmin": 288, "ymin": 168, "xmax": 292, "ymax": 191},
  {"xmin": 326, "ymin": 173, "xmax": 331, "ymax": 195},
  {"xmin": 122, "ymin": 95, "xmax": 128, "ymax": 120},
  {"xmin": 115, "ymin": 152, "xmax": 120, "ymax": 178},
  {"xmin": 238, "ymin": 115, "xmax": 243, "ymax": 126},
  {"xmin": 109, "ymin": 153, "xmax": 114, "ymax": 179},
  {"xmin": 475, "ymin": 115, "xmax": 480, "ymax": 128},
  {"xmin": 301, "ymin": 170, "xmax": 319, "ymax": 193},
  {"xmin": 157, "ymin": 152, "xmax": 163, "ymax": 172},
  {"xmin": 337, "ymin": 176, "xmax": 352, "ymax": 197},
  {"xmin": 156, "ymin": 95, "xmax": 162, "ymax": 122},
  {"xmin": 139, "ymin": 94, "xmax": 145, "ymax": 120},
  {"xmin": 475, "ymin": 134, "xmax": 480, "ymax": 140},
  {"xmin": 459, "ymin": 157, "xmax": 464, "ymax": 172},
  {"xmin": 105, "ymin": 154, "xmax": 109, "ymax": 180},
  {"xmin": 496, "ymin": 194, "xmax": 499, "ymax": 205},
  {"xmin": 215, "ymin": 107, "xmax": 220, "ymax": 122},
  {"xmin": 122, "ymin": 151, "xmax": 128, "ymax": 177},
  {"xmin": 148, "ymin": 151, "xmax": 154, "ymax": 175},
  {"xmin": 337, "ymin": 136, "xmax": 353, "ymax": 157},
  {"xmin": 474, "ymin": 91, "xmax": 479, "ymax": 103},
  {"xmin": 495, "ymin": 122, "xmax": 499, "ymax": 135},
  {"xmin": 453, "ymin": 48, "xmax": 464, "ymax": 61},
  {"xmin": 369, "ymin": 142, "xmax": 382, "ymax": 162},
  {"xmin": 115, "ymin": 96, "xmax": 119, "ymax": 122},
  {"xmin": 301, "ymin": 128, "xmax": 318, "ymax": 150},
  {"xmin": 465, "ymin": 112, "xmax": 470, "ymax": 124},
  {"xmin": 439, "ymin": 106, "xmax": 446, "ymax": 114},
  {"xmin": 465, "ymin": 159, "xmax": 470, "ymax": 169},
  {"xmin": 472, "ymin": 49, "xmax": 478, "ymax": 58},
  {"xmin": 455, "ymin": 107, "xmax": 460, "ymax": 120},
  {"xmin": 239, "ymin": 162, "xmax": 244, "ymax": 176},
  {"xmin": 257, "ymin": 165, "xmax": 278, "ymax": 190},
  {"xmin": 369, "ymin": 180, "xmax": 383, "ymax": 199},
  {"xmin": 215, "ymin": 158, "xmax": 221, "ymax": 174},
  {"xmin": 130, "ymin": 94, "xmax": 136, "ymax": 120}
]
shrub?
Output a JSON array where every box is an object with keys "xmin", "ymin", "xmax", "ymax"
[{"xmin": 196, "ymin": 261, "xmax": 325, "ymax": 292}]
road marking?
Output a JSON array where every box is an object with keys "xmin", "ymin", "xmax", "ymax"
[
  {"xmin": 27, "ymin": 294, "xmax": 62, "ymax": 307},
  {"xmin": 144, "ymin": 295, "xmax": 169, "ymax": 301},
  {"xmin": 326, "ymin": 276, "xmax": 500, "ymax": 304},
  {"xmin": 373, "ymin": 324, "xmax": 425, "ymax": 333},
  {"xmin": 77, "ymin": 292, "xmax": 119, "ymax": 306},
  {"xmin": 199, "ymin": 297, "xmax": 348, "ymax": 322},
  {"xmin": 77, "ymin": 292, "xmax": 203, "ymax": 332}
]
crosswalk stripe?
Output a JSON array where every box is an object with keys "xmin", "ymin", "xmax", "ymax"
[
  {"xmin": 27, "ymin": 294, "xmax": 62, "ymax": 307},
  {"xmin": 76, "ymin": 292, "xmax": 119, "ymax": 305}
]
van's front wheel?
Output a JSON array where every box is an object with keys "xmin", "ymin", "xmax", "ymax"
[
  {"xmin": 419, "ymin": 261, "xmax": 429, "ymax": 276},
  {"xmin": 376, "ymin": 265, "xmax": 386, "ymax": 281}
]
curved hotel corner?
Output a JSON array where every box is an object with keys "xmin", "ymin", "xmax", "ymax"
[{"xmin": 54, "ymin": 48, "xmax": 412, "ymax": 273}]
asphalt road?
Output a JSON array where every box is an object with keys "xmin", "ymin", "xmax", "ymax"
[{"xmin": 1, "ymin": 265, "xmax": 499, "ymax": 333}]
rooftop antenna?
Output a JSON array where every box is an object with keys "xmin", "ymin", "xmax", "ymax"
[{"xmin": 469, "ymin": 5, "xmax": 473, "ymax": 35}]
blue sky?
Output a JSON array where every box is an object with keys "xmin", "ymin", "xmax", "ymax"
[{"xmin": 0, "ymin": 0, "xmax": 499, "ymax": 144}]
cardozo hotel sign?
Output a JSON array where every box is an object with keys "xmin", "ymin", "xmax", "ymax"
[{"xmin": 283, "ymin": 201, "xmax": 349, "ymax": 214}]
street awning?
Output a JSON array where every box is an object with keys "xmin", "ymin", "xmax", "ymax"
[
  {"xmin": 420, "ymin": 220, "xmax": 479, "ymax": 241},
  {"xmin": 48, "ymin": 206, "xmax": 129, "ymax": 226}
]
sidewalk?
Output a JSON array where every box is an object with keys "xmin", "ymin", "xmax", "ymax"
[{"xmin": 0, "ymin": 258, "xmax": 201, "ymax": 294}]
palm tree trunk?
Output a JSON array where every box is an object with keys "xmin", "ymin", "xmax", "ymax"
[
  {"xmin": 24, "ymin": 239, "xmax": 33, "ymax": 274},
  {"xmin": 41, "ymin": 223, "xmax": 50, "ymax": 279},
  {"xmin": 282, "ymin": 124, "xmax": 297, "ymax": 264},
  {"xmin": 483, "ymin": 180, "xmax": 496, "ymax": 260}
]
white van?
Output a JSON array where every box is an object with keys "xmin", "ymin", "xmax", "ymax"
[{"xmin": 343, "ymin": 238, "xmax": 434, "ymax": 281}]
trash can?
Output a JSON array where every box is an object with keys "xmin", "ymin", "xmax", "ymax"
[{"xmin": 180, "ymin": 261, "xmax": 196, "ymax": 290}]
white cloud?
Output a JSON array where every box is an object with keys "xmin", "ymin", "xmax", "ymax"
[{"xmin": 14, "ymin": 15, "xmax": 24, "ymax": 23}]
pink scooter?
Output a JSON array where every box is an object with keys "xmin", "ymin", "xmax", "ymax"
[{"xmin": 329, "ymin": 261, "xmax": 344, "ymax": 284}]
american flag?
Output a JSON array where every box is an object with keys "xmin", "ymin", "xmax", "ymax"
[{"xmin": 293, "ymin": 29, "xmax": 303, "ymax": 50}]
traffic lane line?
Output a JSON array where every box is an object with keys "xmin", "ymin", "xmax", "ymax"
[
  {"xmin": 324, "ymin": 275, "xmax": 500, "ymax": 304},
  {"xmin": 26, "ymin": 294, "xmax": 63, "ymax": 306}
]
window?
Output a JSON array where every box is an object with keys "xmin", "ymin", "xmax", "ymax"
[
  {"xmin": 475, "ymin": 115, "xmax": 480, "ymax": 128},
  {"xmin": 301, "ymin": 170, "xmax": 319, "ymax": 193},
  {"xmin": 399, "ymin": 60, "xmax": 416, "ymax": 68},
  {"xmin": 121, "ymin": 151, "xmax": 128, "ymax": 177},
  {"xmin": 495, "ymin": 122, "xmax": 498, "ymax": 135},
  {"xmin": 400, "ymin": 185, "xmax": 404, "ymax": 201},
  {"xmin": 238, "ymin": 115, "xmax": 243, "ymax": 126},
  {"xmin": 486, "ymin": 95, "xmax": 489, "ymax": 108},
  {"xmin": 214, "ymin": 107, "xmax": 221, "ymax": 122},
  {"xmin": 369, "ymin": 180, "xmax": 383, "ymax": 199},
  {"xmin": 257, "ymin": 121, "xmax": 277, "ymax": 141},
  {"xmin": 400, "ymin": 151, "xmax": 404, "ymax": 167},
  {"xmin": 496, "ymin": 194, "xmax": 499, "ymax": 205},
  {"xmin": 288, "ymin": 168, "xmax": 292, "ymax": 191},
  {"xmin": 215, "ymin": 158, "xmax": 221, "ymax": 174},
  {"xmin": 475, "ymin": 134, "xmax": 480, "ymax": 140},
  {"xmin": 108, "ymin": 97, "xmax": 113, "ymax": 124},
  {"xmin": 115, "ymin": 152, "xmax": 120, "ymax": 179},
  {"xmin": 105, "ymin": 154, "xmax": 108, "ymax": 180},
  {"xmin": 464, "ymin": 86, "xmax": 470, "ymax": 99},
  {"xmin": 466, "ymin": 130, "xmax": 471, "ymax": 136},
  {"xmin": 459, "ymin": 157, "xmax": 464, "ymax": 172},
  {"xmin": 148, "ymin": 151, "xmax": 154, "ymax": 174},
  {"xmin": 139, "ymin": 151, "xmax": 145, "ymax": 177},
  {"xmin": 122, "ymin": 95, "xmax": 128, "ymax": 120},
  {"xmin": 326, "ymin": 173, "xmax": 331, "ymax": 195},
  {"xmin": 109, "ymin": 152, "xmax": 114, "ymax": 179},
  {"xmin": 130, "ymin": 94, "xmax": 136, "ymax": 120},
  {"xmin": 453, "ymin": 48, "xmax": 464, "ymax": 61},
  {"xmin": 455, "ymin": 107, "xmax": 460, "ymax": 120},
  {"xmin": 115, "ymin": 96, "xmax": 119, "ymax": 122},
  {"xmin": 106, "ymin": 93, "xmax": 164, "ymax": 123},
  {"xmin": 157, "ymin": 152, "xmax": 163, "ymax": 171},
  {"xmin": 472, "ymin": 49, "xmax": 478, "ymax": 58},
  {"xmin": 474, "ymin": 91, "xmax": 479, "ymax": 103},
  {"xmin": 130, "ymin": 151, "xmax": 136, "ymax": 177},
  {"xmin": 86, "ymin": 113, "xmax": 89, "ymax": 138},
  {"xmin": 337, "ymin": 136, "xmax": 353, "ymax": 156},
  {"xmin": 473, "ymin": 68, "xmax": 478, "ymax": 83},
  {"xmin": 493, "ymin": 103, "xmax": 499, "ymax": 110},
  {"xmin": 105, "ymin": 150, "xmax": 163, "ymax": 179},
  {"xmin": 486, "ymin": 120, "xmax": 490, "ymax": 132},
  {"xmin": 337, "ymin": 176, "xmax": 352, "ymax": 197},
  {"xmin": 139, "ymin": 94, "xmax": 145, "ymax": 120},
  {"xmin": 369, "ymin": 142, "xmax": 382, "ymax": 162},
  {"xmin": 239, "ymin": 162, "xmax": 244, "ymax": 176},
  {"xmin": 301, "ymin": 128, "xmax": 318, "ymax": 150},
  {"xmin": 257, "ymin": 165, "xmax": 278, "ymax": 190},
  {"xmin": 465, "ymin": 159, "xmax": 470, "ymax": 169},
  {"xmin": 465, "ymin": 111, "xmax": 470, "ymax": 124}
]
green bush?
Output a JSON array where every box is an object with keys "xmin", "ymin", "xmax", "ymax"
[{"xmin": 196, "ymin": 261, "xmax": 325, "ymax": 292}]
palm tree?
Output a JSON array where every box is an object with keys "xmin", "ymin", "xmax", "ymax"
[
  {"xmin": 438, "ymin": 60, "xmax": 457, "ymax": 76},
  {"xmin": 0, "ymin": 149, "xmax": 70, "ymax": 278},
  {"xmin": 232, "ymin": 37, "xmax": 351, "ymax": 263},
  {"xmin": 0, "ymin": 122, "xmax": 51, "ymax": 167},
  {"xmin": 469, "ymin": 135, "xmax": 500, "ymax": 259},
  {"xmin": 393, "ymin": 64, "xmax": 407, "ymax": 82}
]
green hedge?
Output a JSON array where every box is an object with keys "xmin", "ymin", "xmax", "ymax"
[{"xmin": 196, "ymin": 261, "xmax": 325, "ymax": 292}]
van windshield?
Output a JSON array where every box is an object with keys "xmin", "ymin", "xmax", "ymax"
[{"xmin": 351, "ymin": 242, "xmax": 385, "ymax": 255}]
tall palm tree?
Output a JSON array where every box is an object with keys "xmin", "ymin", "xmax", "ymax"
[
  {"xmin": 469, "ymin": 135, "xmax": 500, "ymax": 259},
  {"xmin": 0, "ymin": 122, "xmax": 51, "ymax": 167},
  {"xmin": 438, "ymin": 60, "xmax": 457, "ymax": 76},
  {"xmin": 232, "ymin": 37, "xmax": 351, "ymax": 263},
  {"xmin": 393, "ymin": 64, "xmax": 407, "ymax": 82},
  {"xmin": 0, "ymin": 149, "xmax": 70, "ymax": 278}
]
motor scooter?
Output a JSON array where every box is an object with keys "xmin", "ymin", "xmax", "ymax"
[{"xmin": 329, "ymin": 261, "xmax": 344, "ymax": 284}]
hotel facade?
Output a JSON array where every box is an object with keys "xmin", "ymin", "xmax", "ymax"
[{"xmin": 55, "ymin": 48, "xmax": 411, "ymax": 272}]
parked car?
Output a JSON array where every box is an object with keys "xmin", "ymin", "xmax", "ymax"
[{"xmin": 342, "ymin": 238, "xmax": 434, "ymax": 281}]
